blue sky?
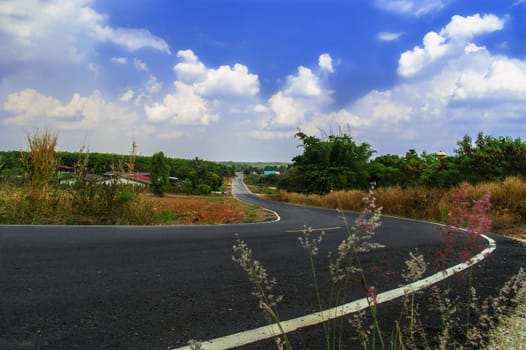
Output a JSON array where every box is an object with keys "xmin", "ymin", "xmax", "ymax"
[{"xmin": 1, "ymin": 0, "xmax": 525, "ymax": 161}]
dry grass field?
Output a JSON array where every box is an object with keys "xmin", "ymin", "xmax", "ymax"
[
  {"xmin": 278, "ymin": 177, "xmax": 526, "ymax": 241},
  {"xmin": 0, "ymin": 184, "xmax": 274, "ymax": 225},
  {"xmin": 139, "ymin": 193, "xmax": 274, "ymax": 224}
]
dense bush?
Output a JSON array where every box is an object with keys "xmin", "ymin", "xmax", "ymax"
[
  {"xmin": 275, "ymin": 131, "xmax": 526, "ymax": 194},
  {"xmin": 279, "ymin": 131, "xmax": 373, "ymax": 194},
  {"xmin": 150, "ymin": 152, "xmax": 170, "ymax": 196}
]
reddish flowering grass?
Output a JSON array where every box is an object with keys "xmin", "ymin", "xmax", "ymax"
[
  {"xmin": 434, "ymin": 183, "xmax": 492, "ymax": 270},
  {"xmin": 278, "ymin": 176, "xmax": 526, "ymax": 240}
]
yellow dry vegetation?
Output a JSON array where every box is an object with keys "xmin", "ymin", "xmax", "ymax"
[
  {"xmin": 139, "ymin": 193, "xmax": 273, "ymax": 224},
  {"xmin": 279, "ymin": 177, "xmax": 526, "ymax": 240}
]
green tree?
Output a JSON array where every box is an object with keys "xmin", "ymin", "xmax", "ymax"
[
  {"xmin": 369, "ymin": 154, "xmax": 405, "ymax": 187},
  {"xmin": 455, "ymin": 133, "xmax": 526, "ymax": 183},
  {"xmin": 150, "ymin": 152, "xmax": 170, "ymax": 196},
  {"xmin": 281, "ymin": 131, "xmax": 373, "ymax": 194}
]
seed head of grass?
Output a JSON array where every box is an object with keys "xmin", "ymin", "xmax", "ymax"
[
  {"xmin": 349, "ymin": 310, "xmax": 371, "ymax": 345},
  {"xmin": 330, "ymin": 186, "xmax": 384, "ymax": 284},
  {"xmin": 402, "ymin": 250, "xmax": 427, "ymax": 283},
  {"xmin": 430, "ymin": 286, "xmax": 459, "ymax": 350},
  {"xmin": 232, "ymin": 235, "xmax": 283, "ymax": 320},
  {"xmin": 490, "ymin": 267, "xmax": 526, "ymax": 321},
  {"xmin": 298, "ymin": 226, "xmax": 325, "ymax": 256}
]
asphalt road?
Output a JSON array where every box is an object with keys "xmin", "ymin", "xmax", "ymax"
[{"xmin": 1, "ymin": 175, "xmax": 525, "ymax": 349}]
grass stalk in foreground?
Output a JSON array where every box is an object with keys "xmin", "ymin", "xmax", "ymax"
[
  {"xmin": 232, "ymin": 235, "xmax": 293, "ymax": 350},
  {"xmin": 231, "ymin": 184, "xmax": 526, "ymax": 349}
]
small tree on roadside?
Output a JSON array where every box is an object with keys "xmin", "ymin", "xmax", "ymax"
[{"xmin": 150, "ymin": 151, "xmax": 170, "ymax": 196}]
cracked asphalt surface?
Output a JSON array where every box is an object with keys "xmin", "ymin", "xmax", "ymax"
[{"xmin": 1, "ymin": 175, "xmax": 525, "ymax": 349}]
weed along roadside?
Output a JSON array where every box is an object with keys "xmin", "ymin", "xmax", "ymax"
[
  {"xmin": 0, "ymin": 131, "xmax": 271, "ymax": 225},
  {"xmin": 174, "ymin": 181, "xmax": 526, "ymax": 350},
  {"xmin": 243, "ymin": 131, "xmax": 526, "ymax": 243},
  {"xmin": 256, "ymin": 177, "xmax": 526, "ymax": 243}
]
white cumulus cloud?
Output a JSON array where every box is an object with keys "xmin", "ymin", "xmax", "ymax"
[
  {"xmin": 249, "ymin": 53, "xmax": 336, "ymax": 139},
  {"xmin": 398, "ymin": 13, "xmax": 505, "ymax": 77},
  {"xmin": 173, "ymin": 49, "xmax": 259, "ymax": 97},
  {"xmin": 173, "ymin": 50, "xmax": 207, "ymax": 83},
  {"xmin": 318, "ymin": 53, "xmax": 334, "ymax": 73},
  {"xmin": 439, "ymin": 14, "xmax": 504, "ymax": 40},
  {"xmin": 452, "ymin": 58, "xmax": 526, "ymax": 101},
  {"xmin": 0, "ymin": 0, "xmax": 170, "ymax": 64},
  {"xmin": 147, "ymin": 49, "xmax": 260, "ymax": 128},
  {"xmin": 268, "ymin": 92, "xmax": 306, "ymax": 126},
  {"xmin": 144, "ymin": 82, "xmax": 219, "ymax": 125},
  {"xmin": 284, "ymin": 66, "xmax": 322, "ymax": 97},
  {"xmin": 145, "ymin": 75, "xmax": 163, "ymax": 95},
  {"xmin": 3, "ymin": 88, "xmax": 137, "ymax": 130},
  {"xmin": 339, "ymin": 36, "xmax": 526, "ymax": 155},
  {"xmin": 398, "ymin": 32, "xmax": 448, "ymax": 76},
  {"xmin": 196, "ymin": 63, "xmax": 259, "ymax": 98}
]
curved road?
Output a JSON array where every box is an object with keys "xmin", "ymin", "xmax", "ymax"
[{"xmin": 1, "ymin": 175, "xmax": 524, "ymax": 349}]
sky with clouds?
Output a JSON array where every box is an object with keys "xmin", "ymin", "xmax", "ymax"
[{"xmin": 1, "ymin": 0, "xmax": 525, "ymax": 161}]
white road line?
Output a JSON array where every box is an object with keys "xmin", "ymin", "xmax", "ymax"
[
  {"xmin": 171, "ymin": 234, "xmax": 496, "ymax": 350},
  {"xmin": 230, "ymin": 175, "xmax": 281, "ymax": 223},
  {"xmin": 285, "ymin": 226, "xmax": 341, "ymax": 233}
]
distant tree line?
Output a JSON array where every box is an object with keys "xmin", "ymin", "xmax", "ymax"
[
  {"xmin": 0, "ymin": 150, "xmax": 235, "ymax": 195},
  {"xmin": 218, "ymin": 161, "xmax": 289, "ymax": 174},
  {"xmin": 263, "ymin": 131, "xmax": 526, "ymax": 195}
]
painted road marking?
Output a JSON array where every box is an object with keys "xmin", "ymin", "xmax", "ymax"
[
  {"xmin": 285, "ymin": 226, "xmax": 341, "ymax": 233},
  {"xmin": 171, "ymin": 233, "xmax": 496, "ymax": 350},
  {"xmin": 230, "ymin": 175, "xmax": 281, "ymax": 223}
]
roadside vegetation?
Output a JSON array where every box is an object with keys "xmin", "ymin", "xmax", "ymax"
[
  {"xmin": 224, "ymin": 130, "xmax": 526, "ymax": 349},
  {"xmin": 278, "ymin": 177, "xmax": 526, "ymax": 241},
  {"xmin": 245, "ymin": 131, "xmax": 526, "ymax": 240},
  {"xmin": 0, "ymin": 130, "xmax": 269, "ymax": 225},
  {"xmin": 228, "ymin": 185, "xmax": 526, "ymax": 350}
]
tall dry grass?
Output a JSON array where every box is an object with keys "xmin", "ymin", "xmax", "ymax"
[
  {"xmin": 232, "ymin": 185, "xmax": 526, "ymax": 350},
  {"xmin": 279, "ymin": 190, "xmax": 366, "ymax": 211},
  {"xmin": 22, "ymin": 130, "xmax": 59, "ymax": 209},
  {"xmin": 279, "ymin": 177, "xmax": 526, "ymax": 235},
  {"xmin": 461, "ymin": 177, "xmax": 526, "ymax": 232}
]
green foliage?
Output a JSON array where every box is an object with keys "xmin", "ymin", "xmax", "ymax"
[
  {"xmin": 42, "ymin": 151, "xmax": 234, "ymax": 190},
  {"xmin": 158, "ymin": 210, "xmax": 176, "ymax": 223},
  {"xmin": 181, "ymin": 178, "xmax": 194, "ymax": 194},
  {"xmin": 150, "ymin": 151, "xmax": 170, "ymax": 196},
  {"xmin": 195, "ymin": 183, "xmax": 211, "ymax": 195},
  {"xmin": 169, "ymin": 157, "xmax": 225, "ymax": 194},
  {"xmin": 456, "ymin": 132, "xmax": 526, "ymax": 183},
  {"xmin": 369, "ymin": 155, "xmax": 405, "ymax": 187},
  {"xmin": 2, "ymin": 131, "xmax": 524, "ymax": 193},
  {"xmin": 368, "ymin": 133, "xmax": 526, "ymax": 188},
  {"xmin": 280, "ymin": 131, "xmax": 373, "ymax": 194}
]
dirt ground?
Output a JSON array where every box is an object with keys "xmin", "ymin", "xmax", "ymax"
[{"xmin": 139, "ymin": 193, "xmax": 274, "ymax": 224}]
